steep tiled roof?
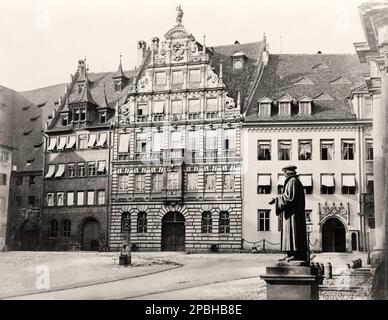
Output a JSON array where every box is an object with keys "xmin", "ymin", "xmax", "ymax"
[
  {"xmin": 17, "ymin": 68, "xmax": 135, "ymax": 170},
  {"xmin": 245, "ymin": 54, "xmax": 369, "ymax": 121},
  {"xmin": 210, "ymin": 42, "xmax": 264, "ymax": 113},
  {"xmin": 66, "ymin": 70, "xmax": 135, "ymax": 110}
]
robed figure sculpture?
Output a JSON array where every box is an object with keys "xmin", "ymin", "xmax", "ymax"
[{"xmin": 269, "ymin": 165, "xmax": 308, "ymax": 262}]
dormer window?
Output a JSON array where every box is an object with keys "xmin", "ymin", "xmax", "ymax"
[
  {"xmin": 73, "ymin": 109, "xmax": 80, "ymax": 121},
  {"xmin": 258, "ymin": 98, "xmax": 272, "ymax": 116},
  {"xmin": 80, "ymin": 109, "xmax": 86, "ymax": 121},
  {"xmin": 62, "ymin": 115, "xmax": 69, "ymax": 126},
  {"xmin": 231, "ymin": 51, "xmax": 247, "ymax": 70},
  {"xmin": 100, "ymin": 112, "xmax": 106, "ymax": 123},
  {"xmin": 298, "ymin": 97, "xmax": 312, "ymax": 115},
  {"xmin": 114, "ymin": 80, "xmax": 122, "ymax": 91},
  {"xmin": 278, "ymin": 102, "xmax": 291, "ymax": 116},
  {"xmin": 233, "ymin": 59, "xmax": 243, "ymax": 69},
  {"xmin": 277, "ymin": 94, "xmax": 293, "ymax": 116}
]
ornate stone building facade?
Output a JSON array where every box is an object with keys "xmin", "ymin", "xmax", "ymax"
[{"xmin": 109, "ymin": 11, "xmax": 266, "ymax": 252}]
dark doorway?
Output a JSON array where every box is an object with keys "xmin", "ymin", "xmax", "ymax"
[
  {"xmin": 161, "ymin": 211, "xmax": 185, "ymax": 251},
  {"xmin": 19, "ymin": 220, "xmax": 39, "ymax": 250},
  {"xmin": 82, "ymin": 219, "xmax": 100, "ymax": 251},
  {"xmin": 322, "ymin": 218, "xmax": 346, "ymax": 252}
]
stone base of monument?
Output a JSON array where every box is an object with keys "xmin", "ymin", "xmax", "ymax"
[{"xmin": 260, "ymin": 262, "xmax": 319, "ymax": 300}]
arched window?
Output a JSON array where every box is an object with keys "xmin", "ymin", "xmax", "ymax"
[
  {"xmin": 219, "ymin": 211, "xmax": 230, "ymax": 233},
  {"xmin": 201, "ymin": 211, "xmax": 212, "ymax": 233},
  {"xmin": 121, "ymin": 212, "xmax": 130, "ymax": 234},
  {"xmin": 137, "ymin": 212, "xmax": 147, "ymax": 233},
  {"xmin": 63, "ymin": 219, "xmax": 71, "ymax": 237},
  {"xmin": 49, "ymin": 220, "xmax": 58, "ymax": 237}
]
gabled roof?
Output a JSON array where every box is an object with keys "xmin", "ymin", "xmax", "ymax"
[
  {"xmin": 245, "ymin": 53, "xmax": 368, "ymax": 121},
  {"xmin": 298, "ymin": 96, "xmax": 313, "ymax": 102},
  {"xmin": 258, "ymin": 97, "xmax": 272, "ymax": 103},
  {"xmin": 293, "ymin": 77, "xmax": 315, "ymax": 85},
  {"xmin": 314, "ymin": 92, "xmax": 335, "ymax": 100},
  {"xmin": 277, "ymin": 93, "xmax": 293, "ymax": 102},
  {"xmin": 330, "ymin": 75, "xmax": 352, "ymax": 84},
  {"xmin": 76, "ymin": 78, "xmax": 98, "ymax": 105}
]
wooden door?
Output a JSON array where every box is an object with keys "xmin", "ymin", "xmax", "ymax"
[{"xmin": 82, "ymin": 220, "xmax": 100, "ymax": 251}]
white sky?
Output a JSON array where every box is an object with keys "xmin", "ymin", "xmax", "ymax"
[{"xmin": 0, "ymin": 0, "xmax": 369, "ymax": 92}]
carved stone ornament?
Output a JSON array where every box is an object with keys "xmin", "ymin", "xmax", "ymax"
[
  {"xmin": 207, "ymin": 66, "xmax": 219, "ymax": 84},
  {"xmin": 172, "ymin": 42, "xmax": 185, "ymax": 61},
  {"xmin": 319, "ymin": 202, "xmax": 348, "ymax": 221},
  {"xmin": 225, "ymin": 94, "xmax": 236, "ymax": 109}
]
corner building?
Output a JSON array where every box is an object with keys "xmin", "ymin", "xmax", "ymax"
[{"xmin": 110, "ymin": 15, "xmax": 266, "ymax": 252}]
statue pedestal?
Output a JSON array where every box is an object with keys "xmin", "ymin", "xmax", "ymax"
[{"xmin": 260, "ymin": 264, "xmax": 319, "ymax": 300}]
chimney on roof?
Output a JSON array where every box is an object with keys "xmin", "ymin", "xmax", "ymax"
[
  {"xmin": 137, "ymin": 40, "xmax": 147, "ymax": 68},
  {"xmin": 317, "ymin": 51, "xmax": 322, "ymax": 54}
]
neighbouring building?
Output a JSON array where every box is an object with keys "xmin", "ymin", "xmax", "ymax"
[
  {"xmin": 109, "ymin": 9, "xmax": 267, "ymax": 252},
  {"xmin": 354, "ymin": 1, "xmax": 388, "ymax": 265},
  {"xmin": 39, "ymin": 59, "xmax": 135, "ymax": 250},
  {"xmin": 0, "ymin": 86, "xmax": 17, "ymax": 251},
  {"xmin": 242, "ymin": 53, "xmax": 373, "ymax": 253}
]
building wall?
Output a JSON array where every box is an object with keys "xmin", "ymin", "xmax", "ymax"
[
  {"xmin": 242, "ymin": 123, "xmax": 371, "ymax": 252},
  {"xmin": 42, "ymin": 130, "xmax": 111, "ymax": 250},
  {"xmin": 6, "ymin": 170, "xmax": 42, "ymax": 250},
  {"xmin": 0, "ymin": 146, "xmax": 12, "ymax": 251}
]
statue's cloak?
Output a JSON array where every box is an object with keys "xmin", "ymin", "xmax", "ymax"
[{"xmin": 275, "ymin": 175, "xmax": 308, "ymax": 252}]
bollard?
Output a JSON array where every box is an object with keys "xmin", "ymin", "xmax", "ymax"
[
  {"xmin": 325, "ymin": 262, "xmax": 333, "ymax": 279},
  {"xmin": 310, "ymin": 262, "xmax": 317, "ymax": 276},
  {"xmin": 315, "ymin": 263, "xmax": 323, "ymax": 285},
  {"xmin": 320, "ymin": 263, "xmax": 325, "ymax": 275}
]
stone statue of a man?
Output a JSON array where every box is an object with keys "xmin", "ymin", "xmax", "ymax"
[{"xmin": 269, "ymin": 165, "xmax": 308, "ymax": 262}]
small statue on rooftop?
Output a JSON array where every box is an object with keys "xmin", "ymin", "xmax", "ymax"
[{"xmin": 176, "ymin": 5, "xmax": 183, "ymax": 25}]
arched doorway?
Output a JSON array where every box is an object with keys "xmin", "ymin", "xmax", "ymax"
[
  {"xmin": 81, "ymin": 218, "xmax": 100, "ymax": 251},
  {"xmin": 161, "ymin": 211, "xmax": 185, "ymax": 251},
  {"xmin": 322, "ymin": 218, "xmax": 346, "ymax": 252},
  {"xmin": 19, "ymin": 220, "xmax": 39, "ymax": 250}
]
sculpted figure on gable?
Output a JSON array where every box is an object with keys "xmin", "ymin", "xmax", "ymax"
[
  {"xmin": 206, "ymin": 66, "xmax": 219, "ymax": 87},
  {"xmin": 225, "ymin": 94, "xmax": 236, "ymax": 109},
  {"xmin": 137, "ymin": 71, "xmax": 152, "ymax": 92}
]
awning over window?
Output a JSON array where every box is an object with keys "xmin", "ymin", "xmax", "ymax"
[
  {"xmin": 300, "ymin": 175, "xmax": 312, "ymax": 187},
  {"xmin": 322, "ymin": 175, "xmax": 334, "ymax": 187},
  {"xmin": 45, "ymin": 165, "xmax": 56, "ymax": 178},
  {"xmin": 57, "ymin": 137, "xmax": 67, "ymax": 150},
  {"xmin": 97, "ymin": 161, "xmax": 106, "ymax": 173},
  {"xmin": 343, "ymin": 175, "xmax": 355, "ymax": 187},
  {"xmin": 258, "ymin": 175, "xmax": 271, "ymax": 186},
  {"xmin": 96, "ymin": 133, "xmax": 107, "ymax": 147},
  {"xmin": 153, "ymin": 101, "xmax": 164, "ymax": 114},
  {"xmin": 66, "ymin": 136, "xmax": 76, "ymax": 149},
  {"xmin": 118, "ymin": 134, "xmax": 130, "ymax": 153},
  {"xmin": 87, "ymin": 134, "xmax": 96, "ymax": 148},
  {"xmin": 47, "ymin": 138, "xmax": 56, "ymax": 151},
  {"xmin": 367, "ymin": 175, "xmax": 374, "ymax": 182},
  {"xmin": 277, "ymin": 175, "xmax": 285, "ymax": 186},
  {"xmin": 55, "ymin": 164, "xmax": 65, "ymax": 178}
]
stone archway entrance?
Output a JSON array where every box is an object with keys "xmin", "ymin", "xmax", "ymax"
[
  {"xmin": 161, "ymin": 211, "xmax": 185, "ymax": 251},
  {"xmin": 19, "ymin": 220, "xmax": 39, "ymax": 250},
  {"xmin": 322, "ymin": 218, "xmax": 346, "ymax": 252},
  {"xmin": 81, "ymin": 218, "xmax": 100, "ymax": 251}
]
